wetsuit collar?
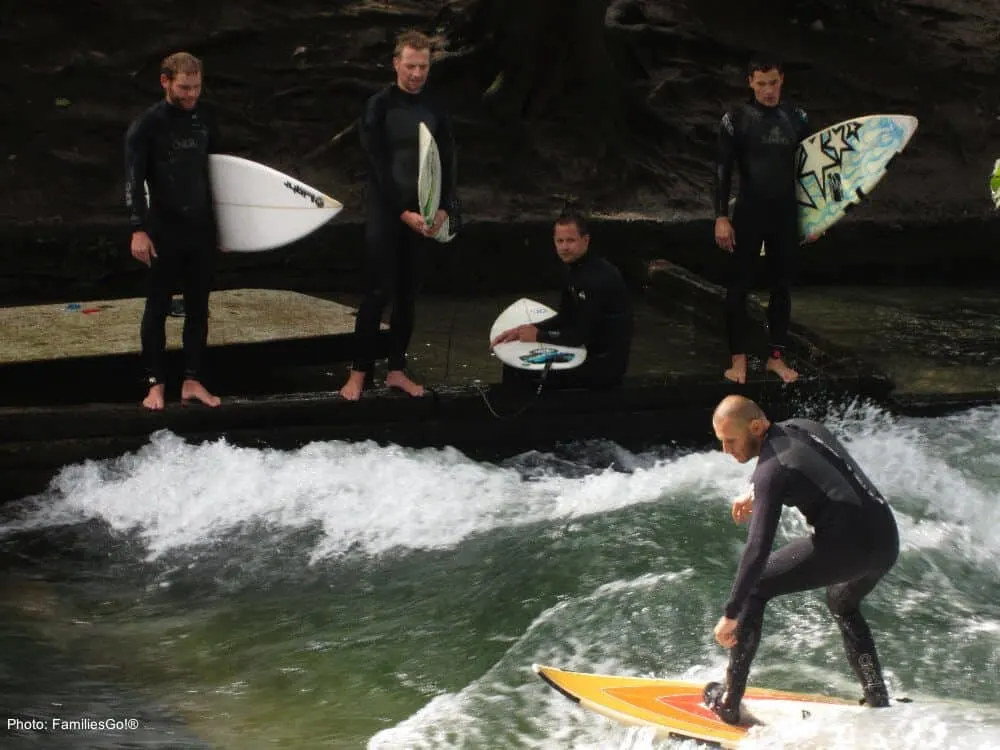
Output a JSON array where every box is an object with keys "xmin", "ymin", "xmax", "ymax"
[
  {"xmin": 565, "ymin": 248, "xmax": 596, "ymax": 268},
  {"xmin": 391, "ymin": 83, "xmax": 424, "ymax": 101},
  {"xmin": 747, "ymin": 95, "xmax": 780, "ymax": 112},
  {"xmin": 759, "ymin": 421, "xmax": 777, "ymax": 447},
  {"xmin": 164, "ymin": 99, "xmax": 197, "ymax": 116}
]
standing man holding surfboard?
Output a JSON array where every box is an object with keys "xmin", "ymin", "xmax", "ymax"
[
  {"xmin": 124, "ymin": 51, "xmax": 222, "ymax": 410},
  {"xmin": 713, "ymin": 59, "xmax": 810, "ymax": 386},
  {"xmin": 339, "ymin": 30, "xmax": 457, "ymax": 401},
  {"xmin": 706, "ymin": 395, "xmax": 899, "ymax": 724}
]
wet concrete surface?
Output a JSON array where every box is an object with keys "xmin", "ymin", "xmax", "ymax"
[
  {"xmin": 0, "ymin": 289, "xmax": 367, "ymax": 364},
  {"xmin": 772, "ymin": 286, "xmax": 1000, "ymax": 397}
]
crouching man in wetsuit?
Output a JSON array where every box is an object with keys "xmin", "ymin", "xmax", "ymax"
[
  {"xmin": 339, "ymin": 30, "xmax": 458, "ymax": 401},
  {"xmin": 124, "ymin": 52, "xmax": 222, "ymax": 410},
  {"xmin": 491, "ymin": 210, "xmax": 633, "ymax": 389},
  {"xmin": 706, "ymin": 395, "xmax": 899, "ymax": 724},
  {"xmin": 714, "ymin": 60, "xmax": 811, "ymax": 386}
]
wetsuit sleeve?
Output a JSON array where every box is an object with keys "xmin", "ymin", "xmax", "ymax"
[
  {"xmin": 535, "ymin": 287, "xmax": 570, "ymax": 335},
  {"xmin": 537, "ymin": 283, "xmax": 598, "ymax": 348},
  {"xmin": 723, "ymin": 469, "xmax": 788, "ymax": 619},
  {"xmin": 124, "ymin": 114, "xmax": 151, "ymax": 232},
  {"xmin": 437, "ymin": 112, "xmax": 457, "ymax": 211},
  {"xmin": 360, "ymin": 93, "xmax": 404, "ymax": 215},
  {"xmin": 713, "ymin": 110, "xmax": 737, "ymax": 218}
]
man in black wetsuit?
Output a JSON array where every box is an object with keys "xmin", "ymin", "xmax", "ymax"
[
  {"xmin": 714, "ymin": 60, "xmax": 811, "ymax": 386},
  {"xmin": 339, "ymin": 30, "xmax": 458, "ymax": 401},
  {"xmin": 124, "ymin": 51, "xmax": 222, "ymax": 410},
  {"xmin": 490, "ymin": 210, "xmax": 632, "ymax": 389},
  {"xmin": 705, "ymin": 395, "xmax": 899, "ymax": 724}
]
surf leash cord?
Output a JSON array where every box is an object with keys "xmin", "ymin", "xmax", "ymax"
[{"xmin": 474, "ymin": 359, "xmax": 554, "ymax": 420}]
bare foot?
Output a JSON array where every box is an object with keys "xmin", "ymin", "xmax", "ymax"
[
  {"xmin": 386, "ymin": 369, "xmax": 425, "ymax": 397},
  {"xmin": 142, "ymin": 383, "xmax": 166, "ymax": 410},
  {"xmin": 724, "ymin": 355, "xmax": 747, "ymax": 384},
  {"xmin": 181, "ymin": 378, "xmax": 221, "ymax": 407},
  {"xmin": 766, "ymin": 357, "xmax": 799, "ymax": 383},
  {"xmin": 339, "ymin": 370, "xmax": 366, "ymax": 401}
]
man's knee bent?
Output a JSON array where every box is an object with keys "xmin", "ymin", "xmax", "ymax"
[{"xmin": 825, "ymin": 579, "xmax": 875, "ymax": 617}]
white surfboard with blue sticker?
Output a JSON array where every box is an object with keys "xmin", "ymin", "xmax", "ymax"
[{"xmin": 489, "ymin": 298, "xmax": 586, "ymax": 372}]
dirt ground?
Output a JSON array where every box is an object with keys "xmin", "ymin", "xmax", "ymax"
[{"xmin": 2, "ymin": 0, "xmax": 999, "ymax": 231}]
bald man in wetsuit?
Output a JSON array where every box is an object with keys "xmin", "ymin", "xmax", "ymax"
[
  {"xmin": 714, "ymin": 60, "xmax": 811, "ymax": 386},
  {"xmin": 705, "ymin": 395, "xmax": 899, "ymax": 724},
  {"xmin": 339, "ymin": 30, "xmax": 458, "ymax": 401},
  {"xmin": 124, "ymin": 51, "xmax": 222, "ymax": 410}
]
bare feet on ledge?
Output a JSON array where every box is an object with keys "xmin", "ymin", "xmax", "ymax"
[
  {"xmin": 724, "ymin": 354, "xmax": 747, "ymax": 384},
  {"xmin": 339, "ymin": 370, "xmax": 366, "ymax": 401},
  {"xmin": 766, "ymin": 357, "xmax": 799, "ymax": 383},
  {"xmin": 142, "ymin": 383, "xmax": 165, "ymax": 410},
  {"xmin": 181, "ymin": 378, "xmax": 221, "ymax": 407},
  {"xmin": 386, "ymin": 370, "xmax": 424, "ymax": 397}
]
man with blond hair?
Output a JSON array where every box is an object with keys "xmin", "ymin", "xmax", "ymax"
[
  {"xmin": 125, "ymin": 51, "xmax": 223, "ymax": 409},
  {"xmin": 339, "ymin": 30, "xmax": 458, "ymax": 401},
  {"xmin": 705, "ymin": 395, "xmax": 899, "ymax": 723}
]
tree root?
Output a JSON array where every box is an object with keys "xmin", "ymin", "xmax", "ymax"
[{"xmin": 305, "ymin": 121, "xmax": 358, "ymax": 162}]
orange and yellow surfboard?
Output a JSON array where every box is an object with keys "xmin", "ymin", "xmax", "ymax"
[{"xmin": 533, "ymin": 663, "xmax": 862, "ymax": 748}]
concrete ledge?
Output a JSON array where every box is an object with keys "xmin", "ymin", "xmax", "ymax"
[{"xmin": 643, "ymin": 260, "xmax": 895, "ymax": 392}]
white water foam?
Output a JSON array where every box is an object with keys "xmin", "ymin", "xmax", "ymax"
[
  {"xmin": 1, "ymin": 405, "xmax": 999, "ymax": 572},
  {"xmin": 824, "ymin": 405, "xmax": 1000, "ymax": 572},
  {"xmin": 0, "ymin": 430, "xmax": 747, "ymax": 561}
]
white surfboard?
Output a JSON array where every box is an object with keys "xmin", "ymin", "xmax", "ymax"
[
  {"xmin": 417, "ymin": 122, "xmax": 454, "ymax": 243},
  {"xmin": 209, "ymin": 155, "xmax": 343, "ymax": 251},
  {"xmin": 143, "ymin": 155, "xmax": 343, "ymax": 252},
  {"xmin": 796, "ymin": 114, "xmax": 918, "ymax": 241},
  {"xmin": 489, "ymin": 298, "xmax": 586, "ymax": 371}
]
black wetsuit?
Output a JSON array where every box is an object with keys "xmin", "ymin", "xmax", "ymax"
[
  {"xmin": 712, "ymin": 418, "xmax": 899, "ymax": 721},
  {"xmin": 714, "ymin": 99, "xmax": 809, "ymax": 359},
  {"xmin": 351, "ymin": 84, "xmax": 457, "ymax": 375},
  {"xmin": 124, "ymin": 99, "xmax": 221, "ymax": 386},
  {"xmin": 505, "ymin": 251, "xmax": 633, "ymax": 390}
]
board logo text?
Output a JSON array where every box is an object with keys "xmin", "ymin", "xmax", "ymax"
[{"xmin": 283, "ymin": 181, "xmax": 325, "ymax": 207}]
